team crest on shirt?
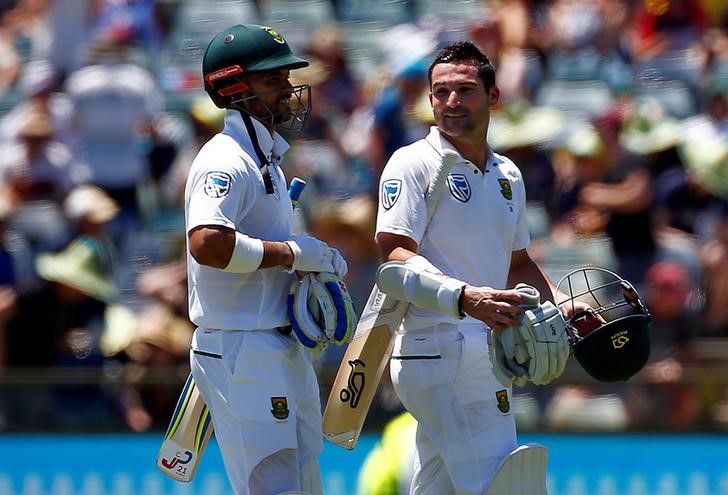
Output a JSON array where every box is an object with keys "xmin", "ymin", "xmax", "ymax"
[
  {"xmin": 204, "ymin": 172, "xmax": 232, "ymax": 198},
  {"xmin": 498, "ymin": 179, "xmax": 512, "ymax": 201},
  {"xmin": 271, "ymin": 397, "xmax": 289, "ymax": 420},
  {"xmin": 381, "ymin": 179, "xmax": 402, "ymax": 210},
  {"xmin": 496, "ymin": 389, "xmax": 510, "ymax": 413},
  {"xmin": 447, "ymin": 174, "xmax": 471, "ymax": 202}
]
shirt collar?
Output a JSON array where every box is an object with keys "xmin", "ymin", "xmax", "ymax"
[
  {"xmin": 425, "ymin": 126, "xmax": 502, "ymax": 168},
  {"xmin": 222, "ymin": 110, "xmax": 291, "ymax": 166}
]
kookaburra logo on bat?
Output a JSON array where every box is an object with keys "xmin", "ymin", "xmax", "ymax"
[{"xmin": 339, "ymin": 359, "xmax": 366, "ymax": 408}]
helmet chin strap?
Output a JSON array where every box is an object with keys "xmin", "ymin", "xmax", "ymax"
[
  {"xmin": 237, "ymin": 109, "xmax": 275, "ymax": 195},
  {"xmin": 227, "ymin": 83, "xmax": 312, "ymax": 195}
]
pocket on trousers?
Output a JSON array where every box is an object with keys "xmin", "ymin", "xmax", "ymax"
[{"xmin": 391, "ymin": 332, "xmax": 462, "ymax": 390}]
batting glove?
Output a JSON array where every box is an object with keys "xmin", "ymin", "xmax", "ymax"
[{"xmin": 285, "ymin": 234, "xmax": 336, "ymax": 274}]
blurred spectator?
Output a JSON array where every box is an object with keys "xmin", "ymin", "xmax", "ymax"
[
  {"xmin": 0, "ymin": 196, "xmax": 18, "ymax": 368},
  {"xmin": 0, "ymin": 104, "xmax": 77, "ymax": 205},
  {"xmin": 0, "ymin": 10, "xmax": 21, "ymax": 94},
  {"xmin": 29, "ymin": 186, "xmax": 120, "ymax": 429},
  {"xmin": 1, "ymin": 0, "xmax": 48, "ymax": 63},
  {"xmin": 307, "ymin": 23, "xmax": 364, "ymax": 118},
  {"xmin": 700, "ymin": 213, "xmax": 728, "ymax": 336},
  {"xmin": 111, "ymin": 255, "xmax": 191, "ymax": 432},
  {"xmin": 285, "ymin": 55, "xmax": 353, "ymax": 195},
  {"xmin": 626, "ymin": 260, "xmax": 703, "ymax": 428},
  {"xmin": 652, "ymin": 133, "xmax": 728, "ymax": 278},
  {"xmin": 364, "ymin": 23, "xmax": 435, "ymax": 175},
  {"xmin": 0, "ymin": 58, "xmax": 74, "ymax": 147},
  {"xmin": 532, "ymin": 123, "xmax": 618, "ymax": 281},
  {"xmin": 699, "ymin": 77, "xmax": 728, "ymax": 139},
  {"xmin": 43, "ymin": 0, "xmax": 92, "ymax": 76},
  {"xmin": 539, "ymin": 0, "xmax": 634, "ymax": 94},
  {"xmin": 87, "ymin": 0, "xmax": 163, "ymax": 55},
  {"xmin": 630, "ymin": 0, "xmax": 709, "ymax": 60},
  {"xmin": 64, "ymin": 34, "xmax": 163, "ymax": 238},
  {"xmin": 160, "ymin": 95, "xmax": 224, "ymax": 212},
  {"xmin": 366, "ymin": 57, "xmax": 431, "ymax": 174},
  {"xmin": 487, "ymin": 100, "xmax": 564, "ymax": 221},
  {"xmin": 576, "ymin": 101, "xmax": 677, "ymax": 287}
]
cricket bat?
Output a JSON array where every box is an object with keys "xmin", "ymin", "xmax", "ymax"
[
  {"xmin": 156, "ymin": 373, "xmax": 213, "ymax": 482},
  {"xmin": 156, "ymin": 177, "xmax": 308, "ymax": 481},
  {"xmin": 322, "ymin": 150, "xmax": 459, "ymax": 450}
]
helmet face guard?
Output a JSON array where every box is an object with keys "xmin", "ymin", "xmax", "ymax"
[
  {"xmin": 556, "ymin": 266, "xmax": 652, "ymax": 382},
  {"xmin": 229, "ymin": 82, "xmax": 311, "ymax": 131}
]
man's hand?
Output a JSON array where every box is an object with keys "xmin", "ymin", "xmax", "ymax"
[
  {"xmin": 460, "ymin": 285, "xmax": 525, "ymax": 330},
  {"xmin": 286, "ymin": 234, "xmax": 348, "ymax": 278}
]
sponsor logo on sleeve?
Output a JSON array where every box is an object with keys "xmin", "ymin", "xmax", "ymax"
[
  {"xmin": 381, "ymin": 179, "xmax": 402, "ymax": 210},
  {"xmin": 204, "ymin": 172, "xmax": 232, "ymax": 198}
]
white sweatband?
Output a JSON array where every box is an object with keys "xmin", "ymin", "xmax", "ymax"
[{"xmin": 223, "ymin": 231, "xmax": 264, "ymax": 273}]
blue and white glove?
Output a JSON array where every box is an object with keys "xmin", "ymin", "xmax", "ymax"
[{"xmin": 287, "ymin": 272, "xmax": 357, "ymax": 353}]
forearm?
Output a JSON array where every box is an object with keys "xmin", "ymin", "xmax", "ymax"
[
  {"xmin": 260, "ymin": 240, "xmax": 294, "ymax": 269},
  {"xmin": 508, "ymin": 253, "xmax": 556, "ymax": 303},
  {"xmin": 189, "ymin": 226, "xmax": 294, "ymax": 271}
]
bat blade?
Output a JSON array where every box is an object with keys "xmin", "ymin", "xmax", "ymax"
[
  {"xmin": 156, "ymin": 374, "xmax": 213, "ymax": 482},
  {"xmin": 322, "ymin": 284, "xmax": 407, "ymax": 450}
]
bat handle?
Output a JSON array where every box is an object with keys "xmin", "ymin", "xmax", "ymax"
[
  {"xmin": 288, "ymin": 177, "xmax": 306, "ymax": 206},
  {"xmin": 288, "ymin": 177, "xmax": 307, "ymax": 234}
]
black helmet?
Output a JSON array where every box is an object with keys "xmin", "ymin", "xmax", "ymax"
[
  {"xmin": 202, "ymin": 24, "xmax": 311, "ymax": 129},
  {"xmin": 556, "ymin": 267, "xmax": 652, "ymax": 382}
]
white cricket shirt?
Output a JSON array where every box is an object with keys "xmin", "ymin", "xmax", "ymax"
[
  {"xmin": 185, "ymin": 111, "xmax": 295, "ymax": 330},
  {"xmin": 376, "ymin": 127, "xmax": 531, "ymax": 330}
]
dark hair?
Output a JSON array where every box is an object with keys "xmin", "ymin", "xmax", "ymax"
[{"xmin": 428, "ymin": 41, "xmax": 496, "ymax": 90}]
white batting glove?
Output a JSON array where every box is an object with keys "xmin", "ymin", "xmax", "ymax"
[
  {"xmin": 285, "ymin": 234, "xmax": 335, "ymax": 274},
  {"xmin": 516, "ymin": 301, "xmax": 570, "ymax": 385},
  {"xmin": 330, "ymin": 247, "xmax": 348, "ymax": 278},
  {"xmin": 488, "ymin": 327, "xmax": 529, "ymax": 388}
]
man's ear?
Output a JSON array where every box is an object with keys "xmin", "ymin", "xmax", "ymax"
[{"xmin": 488, "ymin": 86, "xmax": 500, "ymax": 106}]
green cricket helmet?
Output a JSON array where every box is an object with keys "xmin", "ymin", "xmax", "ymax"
[
  {"xmin": 202, "ymin": 24, "xmax": 311, "ymax": 129},
  {"xmin": 556, "ymin": 266, "xmax": 652, "ymax": 382}
]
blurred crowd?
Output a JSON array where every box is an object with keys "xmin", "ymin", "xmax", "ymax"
[{"xmin": 0, "ymin": 0, "xmax": 727, "ymax": 434}]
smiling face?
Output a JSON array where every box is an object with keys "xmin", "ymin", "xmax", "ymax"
[
  {"xmin": 429, "ymin": 61, "xmax": 499, "ymax": 141},
  {"xmin": 239, "ymin": 68, "xmax": 296, "ymax": 127}
]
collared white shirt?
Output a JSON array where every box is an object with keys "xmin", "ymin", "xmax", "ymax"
[
  {"xmin": 185, "ymin": 110, "xmax": 295, "ymax": 330},
  {"xmin": 376, "ymin": 127, "xmax": 531, "ymax": 330}
]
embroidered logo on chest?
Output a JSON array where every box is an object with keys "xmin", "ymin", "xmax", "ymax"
[
  {"xmin": 381, "ymin": 179, "xmax": 402, "ymax": 210},
  {"xmin": 204, "ymin": 172, "xmax": 232, "ymax": 198},
  {"xmin": 447, "ymin": 174, "xmax": 471, "ymax": 202},
  {"xmin": 498, "ymin": 178, "xmax": 512, "ymax": 200}
]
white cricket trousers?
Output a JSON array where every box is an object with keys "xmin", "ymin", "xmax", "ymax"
[
  {"xmin": 390, "ymin": 322, "xmax": 518, "ymax": 495},
  {"xmin": 190, "ymin": 328, "xmax": 323, "ymax": 495}
]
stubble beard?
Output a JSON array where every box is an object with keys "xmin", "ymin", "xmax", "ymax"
[{"xmin": 438, "ymin": 114, "xmax": 474, "ymax": 137}]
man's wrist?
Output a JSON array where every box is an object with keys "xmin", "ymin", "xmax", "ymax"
[{"xmin": 458, "ymin": 285, "xmax": 467, "ymax": 318}]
